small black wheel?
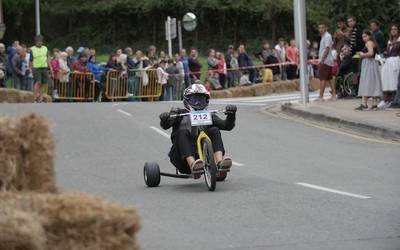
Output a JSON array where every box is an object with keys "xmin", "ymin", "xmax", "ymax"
[
  {"xmin": 144, "ymin": 162, "xmax": 161, "ymax": 187},
  {"xmin": 216, "ymin": 171, "xmax": 227, "ymax": 182},
  {"xmin": 202, "ymin": 139, "xmax": 217, "ymax": 191}
]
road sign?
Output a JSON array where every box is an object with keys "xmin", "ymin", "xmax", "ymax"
[{"xmin": 165, "ymin": 17, "xmax": 177, "ymax": 40}]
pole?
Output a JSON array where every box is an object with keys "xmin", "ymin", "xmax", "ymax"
[
  {"xmin": 167, "ymin": 16, "xmax": 172, "ymax": 58},
  {"xmin": 178, "ymin": 20, "xmax": 183, "ymax": 52},
  {"xmin": 293, "ymin": 0, "xmax": 309, "ymax": 104},
  {"xmin": 0, "ymin": 0, "xmax": 3, "ymax": 23},
  {"xmin": 35, "ymin": 0, "xmax": 41, "ymax": 35}
]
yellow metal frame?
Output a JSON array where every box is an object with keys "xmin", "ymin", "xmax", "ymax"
[
  {"xmin": 105, "ymin": 70, "xmax": 129, "ymax": 100},
  {"xmin": 196, "ymin": 131, "xmax": 211, "ymax": 161}
]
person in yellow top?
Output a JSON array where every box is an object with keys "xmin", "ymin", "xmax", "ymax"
[{"xmin": 30, "ymin": 35, "xmax": 50, "ymax": 102}]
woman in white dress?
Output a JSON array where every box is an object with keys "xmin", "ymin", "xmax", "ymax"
[{"xmin": 381, "ymin": 25, "xmax": 400, "ymax": 107}]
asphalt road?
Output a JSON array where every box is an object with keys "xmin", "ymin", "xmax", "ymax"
[{"xmin": 1, "ymin": 94, "xmax": 400, "ymax": 250}]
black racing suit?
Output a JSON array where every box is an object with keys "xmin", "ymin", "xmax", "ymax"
[{"xmin": 160, "ymin": 108, "xmax": 236, "ymax": 174}]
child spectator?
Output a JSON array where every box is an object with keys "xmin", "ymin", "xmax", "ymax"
[
  {"xmin": 156, "ymin": 60, "xmax": 169, "ymax": 101},
  {"xmin": 88, "ymin": 55, "xmax": 104, "ymax": 102},
  {"xmin": 58, "ymin": 52, "xmax": 70, "ymax": 84},
  {"xmin": 50, "ymin": 49, "xmax": 61, "ymax": 80},
  {"xmin": 217, "ymin": 52, "xmax": 227, "ymax": 88},
  {"xmin": 230, "ymin": 50, "xmax": 241, "ymax": 86},
  {"xmin": 240, "ymin": 71, "xmax": 252, "ymax": 86}
]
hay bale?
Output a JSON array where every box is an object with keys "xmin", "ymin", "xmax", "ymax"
[
  {"xmin": 271, "ymin": 80, "xmax": 299, "ymax": 93},
  {"xmin": 0, "ymin": 88, "xmax": 35, "ymax": 103},
  {"xmin": 251, "ymin": 83, "xmax": 274, "ymax": 96},
  {"xmin": 0, "ymin": 114, "xmax": 57, "ymax": 192},
  {"xmin": 309, "ymin": 77, "xmax": 320, "ymax": 91},
  {"xmin": 210, "ymin": 89, "xmax": 232, "ymax": 99},
  {"xmin": 0, "ymin": 192, "xmax": 141, "ymax": 250},
  {"xmin": 229, "ymin": 86, "xmax": 254, "ymax": 98},
  {"xmin": 42, "ymin": 94, "xmax": 53, "ymax": 103},
  {"xmin": 0, "ymin": 209, "xmax": 47, "ymax": 250}
]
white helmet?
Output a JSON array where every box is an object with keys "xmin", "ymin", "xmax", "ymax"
[{"xmin": 183, "ymin": 82, "xmax": 210, "ymax": 110}]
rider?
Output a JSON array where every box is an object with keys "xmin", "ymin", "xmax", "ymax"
[{"xmin": 159, "ymin": 82, "xmax": 237, "ymax": 176}]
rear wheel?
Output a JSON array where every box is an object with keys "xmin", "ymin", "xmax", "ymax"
[
  {"xmin": 143, "ymin": 162, "xmax": 161, "ymax": 187},
  {"xmin": 202, "ymin": 139, "xmax": 217, "ymax": 191}
]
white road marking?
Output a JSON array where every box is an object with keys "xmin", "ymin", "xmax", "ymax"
[
  {"xmin": 150, "ymin": 126, "xmax": 246, "ymax": 166},
  {"xmin": 296, "ymin": 182, "xmax": 371, "ymax": 199},
  {"xmin": 112, "ymin": 103, "xmax": 120, "ymax": 107},
  {"xmin": 117, "ymin": 109, "xmax": 132, "ymax": 117},
  {"xmin": 232, "ymin": 161, "xmax": 245, "ymax": 167},
  {"xmin": 150, "ymin": 126, "xmax": 170, "ymax": 139}
]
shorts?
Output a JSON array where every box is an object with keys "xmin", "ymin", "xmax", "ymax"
[
  {"xmin": 33, "ymin": 68, "xmax": 49, "ymax": 84},
  {"xmin": 319, "ymin": 64, "xmax": 333, "ymax": 81}
]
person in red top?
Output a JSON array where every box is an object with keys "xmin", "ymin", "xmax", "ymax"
[
  {"xmin": 217, "ymin": 52, "xmax": 227, "ymax": 89},
  {"xmin": 73, "ymin": 53, "xmax": 89, "ymax": 73},
  {"xmin": 50, "ymin": 49, "xmax": 61, "ymax": 80},
  {"xmin": 286, "ymin": 39, "xmax": 299, "ymax": 80}
]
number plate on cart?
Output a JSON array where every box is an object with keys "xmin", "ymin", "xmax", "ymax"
[{"xmin": 190, "ymin": 111, "xmax": 213, "ymax": 126}]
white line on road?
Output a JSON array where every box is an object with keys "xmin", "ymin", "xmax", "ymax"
[
  {"xmin": 112, "ymin": 103, "xmax": 120, "ymax": 107},
  {"xmin": 232, "ymin": 161, "xmax": 245, "ymax": 167},
  {"xmin": 117, "ymin": 109, "xmax": 132, "ymax": 117},
  {"xmin": 296, "ymin": 182, "xmax": 371, "ymax": 199},
  {"xmin": 150, "ymin": 126, "xmax": 170, "ymax": 139},
  {"xmin": 150, "ymin": 126, "xmax": 246, "ymax": 166}
]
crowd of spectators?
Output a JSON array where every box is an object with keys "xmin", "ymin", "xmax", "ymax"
[{"xmin": 0, "ymin": 15, "xmax": 399, "ymax": 108}]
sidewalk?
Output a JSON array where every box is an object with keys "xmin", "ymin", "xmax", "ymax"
[{"xmin": 281, "ymin": 99, "xmax": 400, "ymax": 140}]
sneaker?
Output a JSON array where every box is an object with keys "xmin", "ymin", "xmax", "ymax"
[
  {"xmin": 52, "ymin": 89, "xmax": 60, "ymax": 99},
  {"xmin": 315, "ymin": 97, "xmax": 324, "ymax": 102},
  {"xmin": 370, "ymin": 105, "xmax": 378, "ymax": 111},
  {"xmin": 190, "ymin": 159, "xmax": 204, "ymax": 174},
  {"xmin": 218, "ymin": 157, "xmax": 232, "ymax": 170},
  {"xmin": 355, "ymin": 104, "xmax": 368, "ymax": 111},
  {"xmin": 377, "ymin": 100, "xmax": 386, "ymax": 109}
]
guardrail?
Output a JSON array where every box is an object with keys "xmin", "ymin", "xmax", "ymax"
[{"xmin": 53, "ymin": 72, "xmax": 96, "ymax": 101}]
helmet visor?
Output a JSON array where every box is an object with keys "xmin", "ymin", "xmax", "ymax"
[{"xmin": 188, "ymin": 94, "xmax": 209, "ymax": 110}]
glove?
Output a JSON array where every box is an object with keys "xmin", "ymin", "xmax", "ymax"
[
  {"xmin": 225, "ymin": 105, "xmax": 237, "ymax": 115},
  {"xmin": 159, "ymin": 112, "xmax": 170, "ymax": 122},
  {"xmin": 168, "ymin": 108, "xmax": 179, "ymax": 125}
]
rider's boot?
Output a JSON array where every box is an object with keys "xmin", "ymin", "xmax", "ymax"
[{"xmin": 217, "ymin": 157, "xmax": 232, "ymax": 170}]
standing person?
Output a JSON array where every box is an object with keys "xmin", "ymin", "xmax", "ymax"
[
  {"xmin": 179, "ymin": 49, "xmax": 190, "ymax": 88},
  {"xmin": 318, "ymin": 22, "xmax": 336, "ymax": 101},
  {"xmin": 275, "ymin": 38, "xmax": 287, "ymax": 80},
  {"xmin": 147, "ymin": 45, "xmax": 158, "ymax": 66},
  {"xmin": 333, "ymin": 17, "xmax": 350, "ymax": 54},
  {"xmin": 188, "ymin": 48, "xmax": 202, "ymax": 83},
  {"xmin": 230, "ymin": 50, "xmax": 241, "ymax": 86},
  {"xmin": 30, "ymin": 35, "xmax": 50, "ymax": 102},
  {"xmin": 370, "ymin": 19, "xmax": 386, "ymax": 57},
  {"xmin": 156, "ymin": 60, "xmax": 169, "ymax": 101},
  {"xmin": 87, "ymin": 55, "xmax": 104, "ymax": 102},
  {"xmin": 0, "ymin": 43, "xmax": 7, "ymax": 88},
  {"xmin": 11, "ymin": 45, "xmax": 27, "ymax": 90},
  {"xmin": 347, "ymin": 16, "xmax": 364, "ymax": 56},
  {"xmin": 225, "ymin": 45, "xmax": 234, "ymax": 87},
  {"xmin": 50, "ymin": 49, "xmax": 61, "ymax": 82},
  {"xmin": 58, "ymin": 52, "xmax": 70, "ymax": 85},
  {"xmin": 386, "ymin": 24, "xmax": 400, "ymax": 54},
  {"xmin": 175, "ymin": 54, "xmax": 185, "ymax": 100},
  {"xmin": 286, "ymin": 39, "xmax": 299, "ymax": 80},
  {"xmin": 238, "ymin": 45, "xmax": 256, "ymax": 83},
  {"xmin": 7, "ymin": 41, "xmax": 19, "ymax": 77},
  {"xmin": 65, "ymin": 46, "xmax": 76, "ymax": 72},
  {"xmin": 165, "ymin": 59, "xmax": 179, "ymax": 101},
  {"xmin": 355, "ymin": 31, "xmax": 383, "ymax": 110},
  {"xmin": 217, "ymin": 52, "xmax": 227, "ymax": 88},
  {"xmin": 380, "ymin": 42, "xmax": 400, "ymax": 108}
]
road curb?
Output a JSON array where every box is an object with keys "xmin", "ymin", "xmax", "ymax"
[{"xmin": 281, "ymin": 103, "xmax": 400, "ymax": 141}]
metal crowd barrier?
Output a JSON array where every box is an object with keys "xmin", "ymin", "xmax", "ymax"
[
  {"xmin": 127, "ymin": 68, "xmax": 162, "ymax": 101},
  {"xmin": 53, "ymin": 72, "xmax": 96, "ymax": 101},
  {"xmin": 105, "ymin": 70, "xmax": 128, "ymax": 100}
]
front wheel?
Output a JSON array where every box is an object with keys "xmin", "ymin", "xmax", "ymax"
[
  {"xmin": 144, "ymin": 162, "xmax": 161, "ymax": 187},
  {"xmin": 202, "ymin": 139, "xmax": 217, "ymax": 191}
]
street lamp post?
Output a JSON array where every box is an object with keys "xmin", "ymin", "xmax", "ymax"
[
  {"xmin": 35, "ymin": 0, "xmax": 41, "ymax": 35},
  {"xmin": 293, "ymin": 0, "xmax": 309, "ymax": 104}
]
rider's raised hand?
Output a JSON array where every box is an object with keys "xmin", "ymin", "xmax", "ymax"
[
  {"xmin": 225, "ymin": 105, "xmax": 237, "ymax": 115},
  {"xmin": 159, "ymin": 112, "xmax": 170, "ymax": 122}
]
